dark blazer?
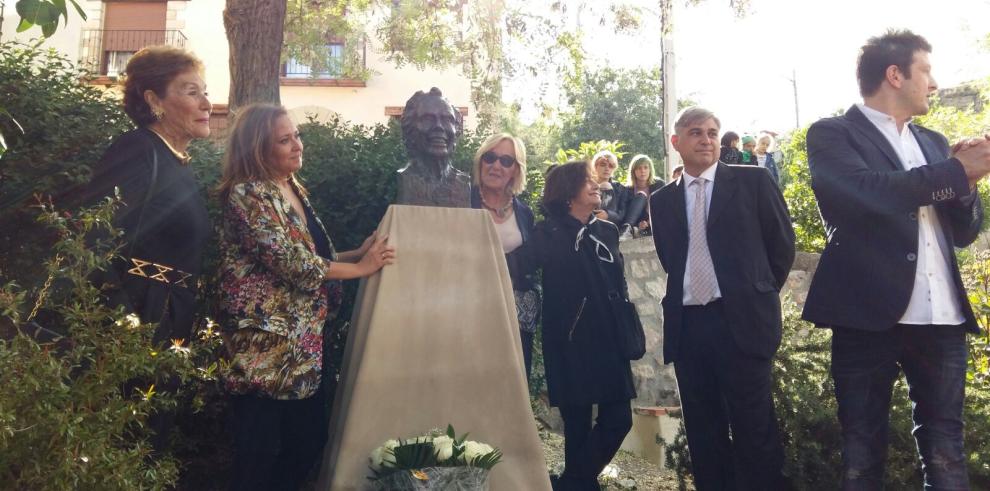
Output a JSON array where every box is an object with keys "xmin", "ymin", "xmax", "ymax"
[
  {"xmin": 87, "ymin": 128, "xmax": 210, "ymax": 344},
  {"xmin": 650, "ymin": 163, "xmax": 795, "ymax": 363},
  {"xmin": 600, "ymin": 180, "xmax": 629, "ymax": 223},
  {"xmin": 508, "ymin": 214, "xmax": 636, "ymax": 406},
  {"xmin": 802, "ymin": 105, "xmax": 983, "ymax": 333},
  {"xmin": 470, "ymin": 187, "xmax": 536, "ymax": 291}
]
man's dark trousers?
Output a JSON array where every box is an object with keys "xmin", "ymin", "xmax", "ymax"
[
  {"xmin": 675, "ymin": 300, "xmax": 785, "ymax": 491},
  {"xmin": 831, "ymin": 324, "xmax": 969, "ymax": 490}
]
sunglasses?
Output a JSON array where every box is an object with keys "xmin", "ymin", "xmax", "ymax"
[{"xmin": 481, "ymin": 151, "xmax": 517, "ymax": 168}]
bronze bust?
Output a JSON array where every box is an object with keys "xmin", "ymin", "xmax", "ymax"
[{"xmin": 395, "ymin": 88, "xmax": 471, "ymax": 207}]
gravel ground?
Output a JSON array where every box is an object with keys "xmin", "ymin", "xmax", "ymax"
[{"xmin": 537, "ymin": 425, "xmax": 693, "ymax": 491}]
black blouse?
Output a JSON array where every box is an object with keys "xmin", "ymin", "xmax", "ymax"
[{"xmin": 88, "ymin": 128, "xmax": 210, "ymax": 342}]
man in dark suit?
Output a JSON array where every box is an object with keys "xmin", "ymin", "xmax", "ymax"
[
  {"xmin": 804, "ymin": 29, "xmax": 990, "ymax": 489},
  {"xmin": 650, "ymin": 107, "xmax": 795, "ymax": 489}
]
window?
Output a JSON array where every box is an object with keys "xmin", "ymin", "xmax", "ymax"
[
  {"xmin": 82, "ymin": 1, "xmax": 184, "ymax": 78},
  {"xmin": 283, "ymin": 43, "xmax": 344, "ymax": 79},
  {"xmin": 104, "ymin": 50, "xmax": 135, "ymax": 77}
]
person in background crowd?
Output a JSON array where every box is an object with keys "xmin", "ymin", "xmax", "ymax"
[
  {"xmin": 649, "ymin": 106, "xmax": 795, "ymax": 490},
  {"xmin": 470, "ymin": 133, "xmax": 540, "ymax": 380},
  {"xmin": 755, "ymin": 134, "xmax": 781, "ymax": 184},
  {"xmin": 86, "ymin": 45, "xmax": 213, "ymax": 451},
  {"xmin": 739, "ymin": 135, "xmax": 758, "ymax": 165},
  {"xmin": 216, "ymin": 104, "xmax": 395, "ymax": 491},
  {"xmin": 509, "ymin": 160, "xmax": 636, "ymax": 491},
  {"xmin": 591, "ymin": 150, "xmax": 629, "ymax": 229},
  {"xmin": 719, "ymin": 131, "xmax": 742, "ymax": 165},
  {"xmin": 622, "ymin": 154, "xmax": 664, "ymax": 237},
  {"xmin": 803, "ymin": 29, "xmax": 990, "ymax": 489}
]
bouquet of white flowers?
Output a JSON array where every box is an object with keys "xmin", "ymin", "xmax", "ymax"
[{"xmin": 368, "ymin": 425, "xmax": 502, "ymax": 490}]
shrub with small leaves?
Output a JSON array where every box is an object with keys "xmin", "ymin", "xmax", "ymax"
[{"xmin": 0, "ymin": 197, "xmax": 216, "ymax": 490}]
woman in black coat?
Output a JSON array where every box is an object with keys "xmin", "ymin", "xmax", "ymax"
[
  {"xmin": 509, "ymin": 160, "xmax": 636, "ymax": 491},
  {"xmin": 86, "ymin": 46, "xmax": 212, "ymax": 450},
  {"xmin": 88, "ymin": 46, "xmax": 212, "ymax": 347}
]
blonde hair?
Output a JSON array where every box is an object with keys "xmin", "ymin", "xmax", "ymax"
[
  {"xmin": 758, "ymin": 133, "xmax": 775, "ymax": 150},
  {"xmin": 472, "ymin": 133, "xmax": 528, "ymax": 195},
  {"xmin": 218, "ymin": 103, "xmax": 306, "ymax": 200},
  {"xmin": 625, "ymin": 154, "xmax": 657, "ymax": 187}
]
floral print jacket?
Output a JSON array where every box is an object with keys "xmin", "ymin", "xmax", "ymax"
[{"xmin": 217, "ymin": 180, "xmax": 343, "ymax": 400}]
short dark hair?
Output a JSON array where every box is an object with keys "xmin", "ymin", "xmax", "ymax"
[
  {"xmin": 856, "ymin": 29, "xmax": 932, "ymax": 97},
  {"xmin": 720, "ymin": 131, "xmax": 739, "ymax": 147},
  {"xmin": 542, "ymin": 160, "xmax": 593, "ymax": 218},
  {"xmin": 122, "ymin": 46, "xmax": 204, "ymax": 127}
]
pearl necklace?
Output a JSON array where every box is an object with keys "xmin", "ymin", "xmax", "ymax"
[{"xmin": 480, "ymin": 192, "xmax": 513, "ymax": 219}]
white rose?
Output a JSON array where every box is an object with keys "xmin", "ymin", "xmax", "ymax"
[
  {"xmin": 369, "ymin": 446, "xmax": 386, "ymax": 471},
  {"xmin": 383, "ymin": 439, "xmax": 401, "ymax": 451},
  {"xmin": 462, "ymin": 441, "xmax": 495, "ymax": 464},
  {"xmin": 432, "ymin": 435, "xmax": 454, "ymax": 461}
]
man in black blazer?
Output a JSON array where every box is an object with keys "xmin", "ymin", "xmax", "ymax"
[
  {"xmin": 804, "ymin": 30, "xmax": 990, "ymax": 489},
  {"xmin": 650, "ymin": 107, "xmax": 795, "ymax": 489}
]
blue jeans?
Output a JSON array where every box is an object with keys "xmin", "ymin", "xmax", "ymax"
[{"xmin": 831, "ymin": 324, "xmax": 969, "ymax": 490}]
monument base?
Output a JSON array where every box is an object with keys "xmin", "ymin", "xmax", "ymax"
[{"xmin": 317, "ymin": 205, "xmax": 551, "ymax": 491}]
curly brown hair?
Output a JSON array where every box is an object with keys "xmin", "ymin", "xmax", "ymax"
[{"xmin": 122, "ymin": 46, "xmax": 204, "ymax": 127}]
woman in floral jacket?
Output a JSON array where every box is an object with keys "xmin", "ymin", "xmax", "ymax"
[{"xmin": 217, "ymin": 104, "xmax": 394, "ymax": 491}]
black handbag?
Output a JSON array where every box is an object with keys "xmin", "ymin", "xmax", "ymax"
[{"xmin": 607, "ymin": 290, "xmax": 646, "ymax": 360}]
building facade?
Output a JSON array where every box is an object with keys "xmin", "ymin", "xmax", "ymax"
[{"xmin": 1, "ymin": 0, "xmax": 476, "ymax": 134}]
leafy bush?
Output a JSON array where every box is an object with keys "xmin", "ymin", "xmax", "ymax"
[
  {"xmin": 0, "ymin": 41, "xmax": 132, "ymax": 287},
  {"xmin": 0, "ymin": 198, "xmax": 220, "ymax": 490},
  {"xmin": 559, "ymin": 67, "xmax": 664, "ymax": 168},
  {"xmin": 778, "ymin": 128, "xmax": 826, "ymax": 253}
]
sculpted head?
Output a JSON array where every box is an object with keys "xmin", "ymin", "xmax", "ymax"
[{"xmin": 400, "ymin": 87, "xmax": 463, "ymax": 162}]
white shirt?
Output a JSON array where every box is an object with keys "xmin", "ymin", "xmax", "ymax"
[
  {"xmin": 857, "ymin": 103, "xmax": 964, "ymax": 325},
  {"xmin": 757, "ymin": 154, "xmax": 768, "ymax": 168},
  {"xmin": 493, "ymin": 212, "xmax": 523, "ymax": 253},
  {"xmin": 681, "ymin": 163, "xmax": 722, "ymax": 304}
]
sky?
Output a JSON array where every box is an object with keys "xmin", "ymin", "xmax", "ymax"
[{"xmin": 506, "ymin": 0, "xmax": 990, "ymax": 137}]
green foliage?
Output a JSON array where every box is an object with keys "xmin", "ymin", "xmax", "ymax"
[
  {"xmin": 916, "ymin": 85, "xmax": 990, "ymax": 144},
  {"xmin": 369, "ymin": 425, "xmax": 502, "ymax": 481},
  {"xmin": 0, "ymin": 41, "xmax": 133, "ymax": 296},
  {"xmin": 13, "ymin": 0, "xmax": 87, "ymax": 38},
  {"xmin": 559, "ymin": 67, "xmax": 665, "ymax": 170},
  {"xmin": 0, "ymin": 41, "xmax": 132, "ymax": 212},
  {"xmin": 0, "ymin": 198, "xmax": 219, "ymax": 490},
  {"xmin": 779, "ymin": 127, "xmax": 826, "ymax": 253},
  {"xmin": 548, "ymin": 140, "xmax": 628, "ymax": 183}
]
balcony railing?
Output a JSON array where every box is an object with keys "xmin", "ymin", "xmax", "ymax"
[
  {"xmin": 80, "ymin": 29, "xmax": 187, "ymax": 77},
  {"xmin": 280, "ymin": 41, "xmax": 366, "ymax": 82}
]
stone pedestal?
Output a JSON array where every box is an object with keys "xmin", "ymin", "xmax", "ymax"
[{"xmin": 317, "ymin": 205, "xmax": 550, "ymax": 491}]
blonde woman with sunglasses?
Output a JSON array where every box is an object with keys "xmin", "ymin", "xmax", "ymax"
[{"xmin": 471, "ymin": 133, "xmax": 539, "ymax": 381}]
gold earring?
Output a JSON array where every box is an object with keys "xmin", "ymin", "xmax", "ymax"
[{"xmin": 153, "ymin": 108, "xmax": 165, "ymax": 120}]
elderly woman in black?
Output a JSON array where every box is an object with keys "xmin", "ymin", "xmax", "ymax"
[
  {"xmin": 509, "ymin": 160, "xmax": 635, "ymax": 491},
  {"xmin": 86, "ymin": 45, "xmax": 212, "ymax": 449},
  {"xmin": 470, "ymin": 133, "xmax": 539, "ymax": 380},
  {"xmin": 89, "ymin": 45, "xmax": 212, "ymax": 344}
]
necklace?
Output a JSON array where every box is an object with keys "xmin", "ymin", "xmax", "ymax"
[
  {"xmin": 480, "ymin": 191, "xmax": 513, "ymax": 219},
  {"xmin": 148, "ymin": 128, "xmax": 192, "ymax": 165}
]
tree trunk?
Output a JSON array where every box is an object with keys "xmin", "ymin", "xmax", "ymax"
[{"xmin": 223, "ymin": 0, "xmax": 286, "ymax": 114}]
